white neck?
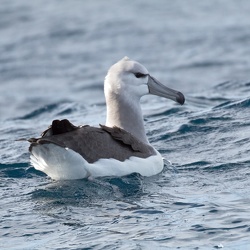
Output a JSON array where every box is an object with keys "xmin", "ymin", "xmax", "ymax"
[{"xmin": 105, "ymin": 93, "xmax": 149, "ymax": 144}]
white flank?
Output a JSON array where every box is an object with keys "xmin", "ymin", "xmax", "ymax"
[{"xmin": 30, "ymin": 144, "xmax": 164, "ymax": 180}]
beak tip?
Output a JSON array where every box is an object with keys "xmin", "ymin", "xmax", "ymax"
[{"xmin": 177, "ymin": 92, "xmax": 185, "ymax": 105}]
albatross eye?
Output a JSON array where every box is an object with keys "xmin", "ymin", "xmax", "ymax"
[{"xmin": 134, "ymin": 72, "xmax": 147, "ymax": 78}]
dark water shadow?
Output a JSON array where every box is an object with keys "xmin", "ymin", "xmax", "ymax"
[
  {"xmin": 0, "ymin": 162, "xmax": 46, "ymax": 178},
  {"xmin": 30, "ymin": 173, "xmax": 144, "ymax": 208}
]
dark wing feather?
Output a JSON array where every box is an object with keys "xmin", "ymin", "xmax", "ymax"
[
  {"xmin": 40, "ymin": 119, "xmax": 78, "ymax": 137},
  {"xmin": 100, "ymin": 125, "xmax": 148, "ymax": 152},
  {"xmin": 29, "ymin": 119, "xmax": 155, "ymax": 163}
]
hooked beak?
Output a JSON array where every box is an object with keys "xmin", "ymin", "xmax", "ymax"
[{"xmin": 147, "ymin": 75, "xmax": 185, "ymax": 105}]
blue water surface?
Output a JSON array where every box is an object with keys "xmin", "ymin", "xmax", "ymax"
[{"xmin": 1, "ymin": 1, "xmax": 250, "ymax": 249}]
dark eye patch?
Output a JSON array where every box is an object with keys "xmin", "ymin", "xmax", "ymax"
[{"xmin": 134, "ymin": 72, "xmax": 147, "ymax": 78}]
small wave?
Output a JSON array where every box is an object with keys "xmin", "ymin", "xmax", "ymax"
[
  {"xmin": 188, "ymin": 81, "xmax": 250, "ymax": 111},
  {"xmin": 173, "ymin": 201, "xmax": 205, "ymax": 208},
  {"xmin": 177, "ymin": 123, "xmax": 215, "ymax": 134},
  {"xmin": 190, "ymin": 116, "xmax": 232, "ymax": 125},
  {"xmin": 178, "ymin": 158, "xmax": 250, "ymax": 174},
  {"xmin": 243, "ymin": 81, "xmax": 250, "ymax": 87},
  {"xmin": 149, "ymin": 107, "xmax": 184, "ymax": 117},
  {"xmin": 203, "ymin": 161, "xmax": 250, "ymax": 173},
  {"xmin": 213, "ymin": 81, "xmax": 233, "ymax": 90},
  {"xmin": 187, "ymin": 94, "xmax": 230, "ymax": 110},
  {"xmin": 214, "ymin": 80, "xmax": 250, "ymax": 91},
  {"xmin": 213, "ymin": 97, "xmax": 250, "ymax": 110},
  {"xmin": 174, "ymin": 60, "xmax": 231, "ymax": 70},
  {"xmin": 133, "ymin": 209, "xmax": 164, "ymax": 215},
  {"xmin": 49, "ymin": 28, "xmax": 85, "ymax": 39},
  {"xmin": 14, "ymin": 101, "xmax": 79, "ymax": 120},
  {"xmin": 179, "ymin": 161, "xmax": 212, "ymax": 171},
  {"xmin": 191, "ymin": 223, "xmax": 248, "ymax": 233},
  {"xmin": 0, "ymin": 162, "xmax": 44, "ymax": 178},
  {"xmin": 16, "ymin": 103, "xmax": 61, "ymax": 120}
]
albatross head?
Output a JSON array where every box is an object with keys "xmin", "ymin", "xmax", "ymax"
[
  {"xmin": 104, "ymin": 57, "xmax": 185, "ymax": 143},
  {"xmin": 104, "ymin": 56, "xmax": 185, "ymax": 105}
]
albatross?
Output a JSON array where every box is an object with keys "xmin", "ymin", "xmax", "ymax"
[{"xmin": 29, "ymin": 57, "xmax": 185, "ymax": 180}]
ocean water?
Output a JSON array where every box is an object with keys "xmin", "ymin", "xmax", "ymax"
[{"xmin": 1, "ymin": 0, "xmax": 250, "ymax": 249}]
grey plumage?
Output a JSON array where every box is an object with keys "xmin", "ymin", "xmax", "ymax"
[{"xmin": 29, "ymin": 119, "xmax": 156, "ymax": 164}]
